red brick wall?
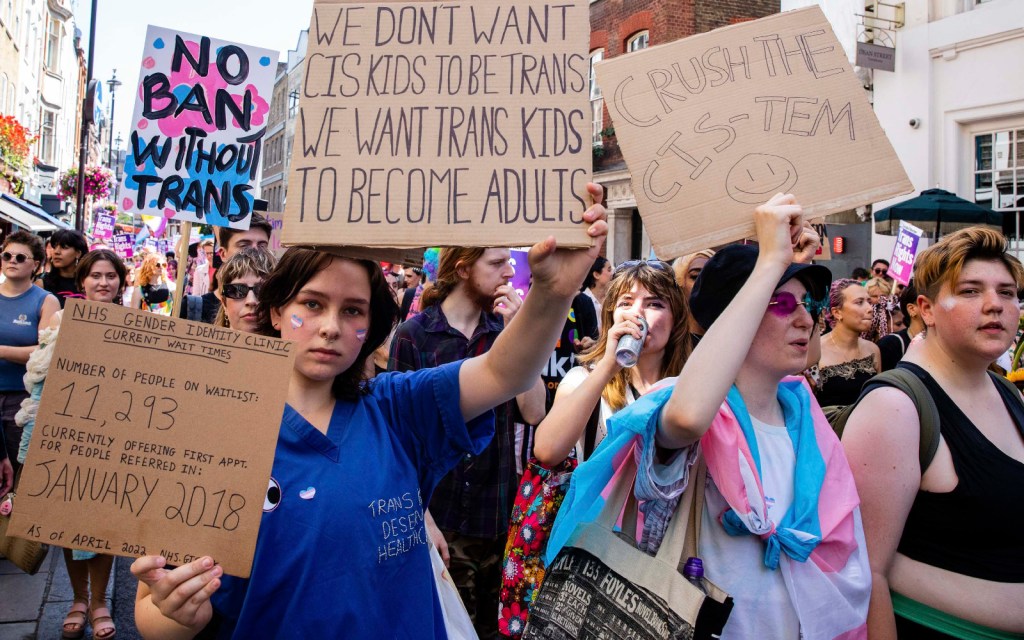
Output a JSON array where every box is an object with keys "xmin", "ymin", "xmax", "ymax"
[{"xmin": 589, "ymin": 0, "xmax": 779, "ymax": 172}]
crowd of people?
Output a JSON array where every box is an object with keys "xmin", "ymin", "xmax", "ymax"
[{"xmin": 0, "ymin": 190, "xmax": 1022, "ymax": 640}]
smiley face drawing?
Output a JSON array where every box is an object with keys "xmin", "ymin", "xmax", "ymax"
[{"xmin": 725, "ymin": 154, "xmax": 799, "ymax": 204}]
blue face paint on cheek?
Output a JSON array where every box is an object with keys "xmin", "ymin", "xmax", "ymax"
[
  {"xmin": 356, "ymin": 329, "xmax": 368, "ymax": 342},
  {"xmin": 291, "ymin": 314, "xmax": 303, "ymax": 329}
]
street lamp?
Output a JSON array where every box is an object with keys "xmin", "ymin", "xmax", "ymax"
[
  {"xmin": 113, "ymin": 133, "xmax": 122, "ymax": 202},
  {"xmin": 106, "ymin": 69, "xmax": 121, "ymax": 169}
]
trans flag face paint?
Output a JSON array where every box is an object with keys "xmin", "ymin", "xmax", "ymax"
[
  {"xmin": 291, "ymin": 314, "xmax": 304, "ymax": 329},
  {"xmin": 356, "ymin": 329, "xmax": 368, "ymax": 342}
]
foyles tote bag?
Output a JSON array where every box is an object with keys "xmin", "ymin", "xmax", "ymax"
[{"xmin": 523, "ymin": 453, "xmax": 732, "ymax": 640}]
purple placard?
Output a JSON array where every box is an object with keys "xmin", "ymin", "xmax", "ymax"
[
  {"xmin": 509, "ymin": 249, "xmax": 531, "ymax": 298},
  {"xmin": 889, "ymin": 221, "xmax": 923, "ymax": 286},
  {"xmin": 113, "ymin": 233, "xmax": 134, "ymax": 259},
  {"xmin": 93, "ymin": 213, "xmax": 116, "ymax": 240}
]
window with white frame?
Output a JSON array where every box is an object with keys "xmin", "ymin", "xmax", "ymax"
[
  {"xmin": 40, "ymin": 109, "xmax": 55, "ymax": 162},
  {"xmin": 44, "ymin": 14, "xmax": 60, "ymax": 70},
  {"xmin": 627, "ymin": 31, "xmax": 649, "ymax": 53},
  {"xmin": 0, "ymin": 74, "xmax": 7, "ymax": 113},
  {"xmin": 974, "ymin": 127, "xmax": 1023, "ymax": 249},
  {"xmin": 590, "ymin": 49, "xmax": 603, "ymax": 145}
]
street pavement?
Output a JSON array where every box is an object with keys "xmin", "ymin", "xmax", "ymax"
[{"xmin": 0, "ymin": 552, "xmax": 140, "ymax": 640}]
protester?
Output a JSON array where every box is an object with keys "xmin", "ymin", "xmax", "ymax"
[
  {"xmin": 17, "ymin": 249, "xmax": 126, "ymax": 640},
  {"xmin": 534, "ymin": 259, "xmax": 691, "ymax": 465},
  {"xmin": 399, "ymin": 266, "xmax": 425, "ymax": 321},
  {"xmin": 38, "ymin": 229, "xmax": 87, "ymax": 307},
  {"xmin": 673, "ymin": 249, "xmax": 715, "ymax": 334},
  {"xmin": 129, "ymin": 184, "xmax": 608, "ymax": 639},
  {"xmin": 581, "ymin": 256, "xmax": 612, "ymax": 332},
  {"xmin": 180, "ymin": 213, "xmax": 273, "ymax": 323},
  {"xmin": 213, "ymin": 248, "xmax": 276, "ymax": 333},
  {"xmin": 541, "ymin": 288, "xmax": 599, "ymax": 410},
  {"xmin": 672, "ymin": 249, "xmax": 715, "ymax": 297},
  {"xmin": 842, "ymin": 227, "xmax": 1024, "ymax": 638},
  {"xmin": 852, "ymin": 267, "xmax": 870, "ymax": 281},
  {"xmin": 870, "ymin": 258, "xmax": 891, "ymax": 282},
  {"xmin": 0, "ymin": 231, "xmax": 58, "ymax": 475},
  {"xmin": 815, "ymin": 279, "xmax": 881, "ymax": 408},
  {"xmin": 864, "ymin": 276, "xmax": 888, "ymax": 305},
  {"xmin": 547, "ymin": 194, "xmax": 870, "ymax": 640},
  {"xmin": 388, "ymin": 246, "xmax": 548, "ymax": 638},
  {"xmin": 132, "ymin": 253, "xmax": 172, "ymax": 315},
  {"xmin": 877, "ymin": 278, "xmax": 925, "ymax": 371},
  {"xmin": 121, "ymin": 268, "xmax": 136, "ymax": 308}
]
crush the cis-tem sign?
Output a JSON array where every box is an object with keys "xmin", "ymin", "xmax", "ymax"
[{"xmin": 10, "ymin": 300, "xmax": 294, "ymax": 578}]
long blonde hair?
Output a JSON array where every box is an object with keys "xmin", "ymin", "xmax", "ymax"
[{"xmin": 579, "ymin": 262, "xmax": 692, "ymax": 411}]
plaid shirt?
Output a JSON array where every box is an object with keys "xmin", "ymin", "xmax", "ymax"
[{"xmin": 388, "ymin": 304, "xmax": 519, "ymax": 539}]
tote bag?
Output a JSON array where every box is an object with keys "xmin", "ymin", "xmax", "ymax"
[
  {"xmin": 524, "ymin": 453, "xmax": 732, "ymax": 640},
  {"xmin": 0, "ymin": 489, "xmax": 49, "ymax": 575}
]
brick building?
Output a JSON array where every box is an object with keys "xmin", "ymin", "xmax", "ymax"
[{"xmin": 590, "ymin": 0, "xmax": 779, "ymax": 262}]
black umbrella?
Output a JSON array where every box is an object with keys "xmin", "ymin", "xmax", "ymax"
[{"xmin": 874, "ymin": 188, "xmax": 1003, "ymax": 238}]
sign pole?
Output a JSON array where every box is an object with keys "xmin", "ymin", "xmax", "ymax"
[{"xmin": 172, "ymin": 221, "xmax": 191, "ymax": 316}]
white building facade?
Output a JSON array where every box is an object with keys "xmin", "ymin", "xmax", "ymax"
[{"xmin": 869, "ymin": 0, "xmax": 1023, "ymax": 258}]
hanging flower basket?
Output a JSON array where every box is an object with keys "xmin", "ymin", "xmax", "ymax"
[{"xmin": 58, "ymin": 165, "xmax": 114, "ymax": 201}]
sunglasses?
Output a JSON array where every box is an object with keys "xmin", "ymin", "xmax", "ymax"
[
  {"xmin": 613, "ymin": 259, "xmax": 673, "ymax": 276},
  {"xmin": 873, "ymin": 268, "xmax": 888, "ymax": 276},
  {"xmin": 1, "ymin": 252, "xmax": 30, "ymax": 263},
  {"xmin": 222, "ymin": 283, "xmax": 263, "ymax": 300},
  {"xmin": 768, "ymin": 291, "xmax": 828, "ymax": 321}
]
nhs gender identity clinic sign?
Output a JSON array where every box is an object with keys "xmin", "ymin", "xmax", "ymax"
[
  {"xmin": 596, "ymin": 6, "xmax": 913, "ymax": 258},
  {"xmin": 120, "ymin": 27, "xmax": 277, "ymax": 229}
]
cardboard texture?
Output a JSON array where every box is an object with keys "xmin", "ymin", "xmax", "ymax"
[
  {"xmin": 119, "ymin": 26, "xmax": 278, "ymax": 229},
  {"xmin": 282, "ymin": 0, "xmax": 594, "ymax": 252},
  {"xmin": 596, "ymin": 6, "xmax": 913, "ymax": 259},
  {"xmin": 889, "ymin": 220, "xmax": 924, "ymax": 286},
  {"xmin": 9, "ymin": 300, "xmax": 294, "ymax": 577}
]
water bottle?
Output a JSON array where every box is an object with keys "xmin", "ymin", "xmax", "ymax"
[
  {"xmin": 683, "ymin": 556, "xmax": 707, "ymax": 595},
  {"xmin": 615, "ymin": 316, "xmax": 648, "ymax": 368}
]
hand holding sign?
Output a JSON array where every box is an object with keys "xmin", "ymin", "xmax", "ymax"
[{"xmin": 527, "ymin": 183, "xmax": 608, "ymax": 299}]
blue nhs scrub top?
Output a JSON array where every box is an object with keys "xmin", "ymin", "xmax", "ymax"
[{"xmin": 212, "ymin": 361, "xmax": 495, "ymax": 639}]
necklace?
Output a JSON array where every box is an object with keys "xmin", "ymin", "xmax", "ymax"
[{"xmin": 828, "ymin": 330, "xmax": 861, "ymax": 361}]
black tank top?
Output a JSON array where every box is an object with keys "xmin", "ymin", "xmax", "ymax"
[{"xmin": 896, "ymin": 362, "xmax": 1024, "ymax": 582}]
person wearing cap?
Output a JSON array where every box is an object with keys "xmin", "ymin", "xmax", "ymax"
[{"xmin": 545, "ymin": 194, "xmax": 870, "ymax": 640}]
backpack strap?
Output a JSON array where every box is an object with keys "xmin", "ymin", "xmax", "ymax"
[{"xmin": 837, "ymin": 366, "xmax": 941, "ymax": 472}]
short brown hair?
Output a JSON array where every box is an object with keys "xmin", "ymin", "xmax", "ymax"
[
  {"xmin": 76, "ymin": 249, "xmax": 127, "ymax": 296},
  {"xmin": 914, "ymin": 227, "xmax": 1024, "ymax": 300},
  {"xmin": 254, "ymin": 248, "xmax": 399, "ymax": 400},
  {"xmin": 419, "ymin": 247, "xmax": 487, "ymax": 309},
  {"xmin": 4, "ymin": 230, "xmax": 45, "ymax": 264},
  {"xmin": 216, "ymin": 212, "xmax": 273, "ymax": 249}
]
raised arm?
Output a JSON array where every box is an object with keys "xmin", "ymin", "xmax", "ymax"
[
  {"xmin": 841, "ymin": 386, "xmax": 922, "ymax": 640},
  {"xmin": 458, "ymin": 183, "xmax": 608, "ymax": 422},
  {"xmin": 657, "ymin": 194, "xmax": 803, "ymax": 448}
]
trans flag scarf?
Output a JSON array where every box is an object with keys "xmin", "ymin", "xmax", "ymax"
[{"xmin": 546, "ymin": 377, "xmax": 870, "ymax": 640}]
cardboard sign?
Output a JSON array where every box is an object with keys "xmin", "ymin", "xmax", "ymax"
[
  {"xmin": 596, "ymin": 6, "xmax": 912, "ymax": 258},
  {"xmin": 92, "ymin": 213, "xmax": 116, "ymax": 240},
  {"xmin": 889, "ymin": 220, "xmax": 923, "ymax": 286},
  {"xmin": 113, "ymin": 233, "xmax": 135, "ymax": 259},
  {"xmin": 282, "ymin": 0, "xmax": 593, "ymax": 251},
  {"xmin": 119, "ymin": 26, "xmax": 278, "ymax": 229},
  {"xmin": 10, "ymin": 300, "xmax": 294, "ymax": 577}
]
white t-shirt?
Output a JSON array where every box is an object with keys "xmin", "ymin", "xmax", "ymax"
[
  {"xmin": 700, "ymin": 415, "xmax": 801, "ymax": 640},
  {"xmin": 560, "ymin": 365, "xmax": 637, "ymax": 462}
]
